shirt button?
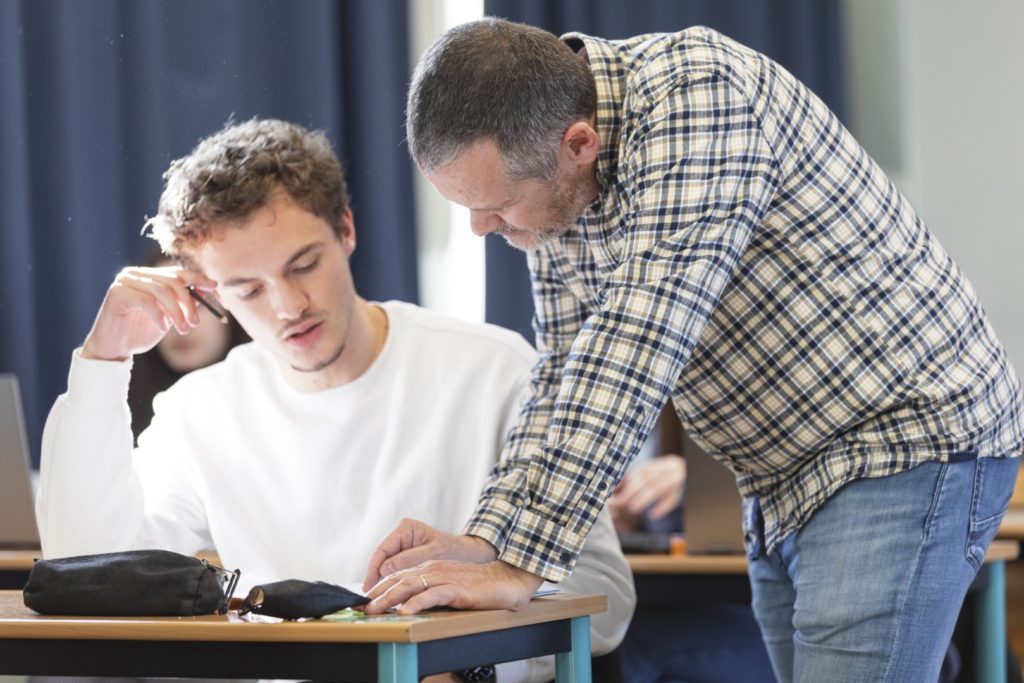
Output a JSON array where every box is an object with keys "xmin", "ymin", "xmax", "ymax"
[{"xmin": 597, "ymin": 482, "xmax": 607, "ymax": 491}]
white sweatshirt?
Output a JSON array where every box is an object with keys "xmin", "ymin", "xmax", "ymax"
[{"xmin": 38, "ymin": 300, "xmax": 635, "ymax": 683}]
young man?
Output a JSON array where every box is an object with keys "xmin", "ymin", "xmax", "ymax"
[
  {"xmin": 36, "ymin": 118, "xmax": 635, "ymax": 683},
  {"xmin": 364, "ymin": 19, "xmax": 1023, "ymax": 683}
]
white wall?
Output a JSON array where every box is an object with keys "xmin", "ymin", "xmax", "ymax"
[
  {"xmin": 409, "ymin": 0, "xmax": 486, "ymax": 324},
  {"xmin": 845, "ymin": 0, "xmax": 1024, "ymax": 374}
]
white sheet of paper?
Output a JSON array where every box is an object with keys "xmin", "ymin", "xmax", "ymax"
[{"xmin": 343, "ymin": 582, "xmax": 563, "ymax": 599}]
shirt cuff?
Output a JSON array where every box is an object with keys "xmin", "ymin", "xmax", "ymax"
[
  {"xmin": 464, "ymin": 496, "xmax": 586, "ymax": 582},
  {"xmin": 66, "ymin": 347, "xmax": 133, "ymax": 410}
]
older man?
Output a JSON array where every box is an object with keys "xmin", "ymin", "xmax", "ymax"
[{"xmin": 364, "ymin": 18, "xmax": 1022, "ymax": 683}]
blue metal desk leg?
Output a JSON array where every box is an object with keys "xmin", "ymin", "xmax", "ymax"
[
  {"xmin": 554, "ymin": 616, "xmax": 592, "ymax": 683},
  {"xmin": 976, "ymin": 561, "xmax": 1006, "ymax": 683},
  {"xmin": 378, "ymin": 642, "xmax": 418, "ymax": 683}
]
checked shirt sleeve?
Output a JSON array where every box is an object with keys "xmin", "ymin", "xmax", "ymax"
[
  {"xmin": 466, "ymin": 72, "xmax": 783, "ymax": 581},
  {"xmin": 462, "ymin": 244, "xmax": 590, "ymax": 547}
]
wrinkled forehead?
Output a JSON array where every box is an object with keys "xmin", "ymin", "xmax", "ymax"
[{"xmin": 424, "ymin": 140, "xmax": 520, "ymax": 210}]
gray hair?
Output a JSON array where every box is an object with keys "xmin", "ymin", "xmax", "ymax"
[{"xmin": 406, "ymin": 18, "xmax": 597, "ymax": 180}]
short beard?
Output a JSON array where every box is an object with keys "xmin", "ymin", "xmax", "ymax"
[
  {"xmin": 497, "ymin": 168, "xmax": 594, "ymax": 252},
  {"xmin": 291, "ymin": 341, "xmax": 346, "ymax": 373}
]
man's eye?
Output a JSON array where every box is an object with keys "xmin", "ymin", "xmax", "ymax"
[
  {"xmin": 240, "ymin": 286, "xmax": 263, "ymax": 300},
  {"xmin": 294, "ymin": 258, "xmax": 319, "ymax": 274}
]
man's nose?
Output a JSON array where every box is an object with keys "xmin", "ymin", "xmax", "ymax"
[
  {"xmin": 470, "ymin": 211, "xmax": 503, "ymax": 237},
  {"xmin": 271, "ymin": 283, "xmax": 309, "ymax": 320}
]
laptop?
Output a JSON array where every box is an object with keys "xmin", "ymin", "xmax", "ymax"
[
  {"xmin": 682, "ymin": 431, "xmax": 745, "ymax": 554},
  {"xmin": 0, "ymin": 374, "xmax": 41, "ymax": 548}
]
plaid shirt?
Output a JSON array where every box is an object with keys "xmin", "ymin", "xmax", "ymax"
[{"xmin": 464, "ymin": 27, "xmax": 1024, "ymax": 581}]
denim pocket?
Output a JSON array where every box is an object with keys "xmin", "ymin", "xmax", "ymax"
[{"xmin": 965, "ymin": 456, "xmax": 1020, "ymax": 571}]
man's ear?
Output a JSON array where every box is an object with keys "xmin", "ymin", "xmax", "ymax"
[
  {"xmin": 339, "ymin": 208, "xmax": 357, "ymax": 256},
  {"xmin": 561, "ymin": 119, "xmax": 600, "ymax": 166}
]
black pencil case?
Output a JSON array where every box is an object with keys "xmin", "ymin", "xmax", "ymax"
[
  {"xmin": 239, "ymin": 579, "xmax": 368, "ymax": 619},
  {"xmin": 23, "ymin": 549, "xmax": 240, "ymax": 616}
]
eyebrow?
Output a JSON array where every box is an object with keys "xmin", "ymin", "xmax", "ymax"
[
  {"xmin": 473, "ymin": 201, "xmax": 514, "ymax": 214},
  {"xmin": 472, "ymin": 190, "xmax": 523, "ymax": 213},
  {"xmin": 221, "ymin": 243, "xmax": 321, "ymax": 287}
]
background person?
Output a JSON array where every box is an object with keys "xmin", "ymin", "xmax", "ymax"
[
  {"xmin": 127, "ymin": 247, "xmax": 250, "ymax": 442},
  {"xmin": 610, "ymin": 415, "xmax": 775, "ymax": 683}
]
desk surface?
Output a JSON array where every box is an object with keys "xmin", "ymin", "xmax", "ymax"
[
  {"xmin": 628, "ymin": 553, "xmax": 748, "ymax": 574},
  {"xmin": 0, "ymin": 591, "xmax": 605, "ymax": 644},
  {"xmin": 999, "ymin": 508, "xmax": 1024, "ymax": 538},
  {"xmin": 0, "ymin": 551, "xmax": 37, "ymax": 572},
  {"xmin": 627, "ymin": 538, "xmax": 1020, "ymax": 574}
]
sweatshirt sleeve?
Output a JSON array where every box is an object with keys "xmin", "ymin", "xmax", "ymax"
[{"xmin": 36, "ymin": 349, "xmax": 212, "ymax": 558}]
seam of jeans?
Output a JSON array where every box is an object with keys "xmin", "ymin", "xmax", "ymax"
[
  {"xmin": 964, "ymin": 458, "xmax": 983, "ymax": 573},
  {"xmin": 970, "ymin": 457, "xmax": 987, "ymax": 527},
  {"xmin": 880, "ymin": 461, "xmax": 947, "ymax": 683}
]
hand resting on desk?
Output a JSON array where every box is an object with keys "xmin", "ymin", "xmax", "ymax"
[{"xmin": 362, "ymin": 518, "xmax": 543, "ymax": 615}]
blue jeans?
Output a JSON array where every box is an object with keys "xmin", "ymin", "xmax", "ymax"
[{"xmin": 747, "ymin": 456, "xmax": 1019, "ymax": 683}]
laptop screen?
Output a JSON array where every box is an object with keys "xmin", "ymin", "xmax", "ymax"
[
  {"xmin": 0, "ymin": 375, "xmax": 41, "ymax": 548},
  {"xmin": 683, "ymin": 432, "xmax": 745, "ymax": 555}
]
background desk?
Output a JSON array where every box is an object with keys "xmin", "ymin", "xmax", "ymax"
[
  {"xmin": 0, "ymin": 550, "xmax": 35, "ymax": 589},
  {"xmin": 626, "ymin": 539, "xmax": 1020, "ymax": 683},
  {"xmin": 0, "ymin": 591, "xmax": 602, "ymax": 682},
  {"xmin": 1000, "ymin": 508, "xmax": 1024, "ymax": 539},
  {"xmin": 999, "ymin": 507, "xmax": 1024, "ymax": 674}
]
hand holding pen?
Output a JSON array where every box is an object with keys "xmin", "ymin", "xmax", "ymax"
[
  {"xmin": 81, "ymin": 266, "xmax": 224, "ymax": 363},
  {"xmin": 187, "ymin": 287, "xmax": 228, "ymax": 324}
]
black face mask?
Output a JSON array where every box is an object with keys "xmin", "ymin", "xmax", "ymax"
[{"xmin": 239, "ymin": 578, "xmax": 368, "ymax": 620}]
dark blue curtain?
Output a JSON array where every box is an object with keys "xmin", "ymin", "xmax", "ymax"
[
  {"xmin": 0, "ymin": 0, "xmax": 417, "ymax": 465},
  {"xmin": 482, "ymin": 0, "xmax": 847, "ymax": 342}
]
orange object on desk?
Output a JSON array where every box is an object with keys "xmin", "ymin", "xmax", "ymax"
[{"xmin": 669, "ymin": 534, "xmax": 687, "ymax": 556}]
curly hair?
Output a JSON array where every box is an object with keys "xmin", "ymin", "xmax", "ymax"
[{"xmin": 147, "ymin": 118, "xmax": 349, "ymax": 256}]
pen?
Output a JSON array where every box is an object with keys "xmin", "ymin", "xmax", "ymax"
[{"xmin": 187, "ymin": 287, "xmax": 229, "ymax": 324}]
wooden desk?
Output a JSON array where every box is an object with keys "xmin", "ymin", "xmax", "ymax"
[
  {"xmin": 626, "ymin": 539, "xmax": 1019, "ymax": 574},
  {"xmin": 0, "ymin": 550, "xmax": 35, "ymax": 590},
  {"xmin": 0, "ymin": 549, "xmax": 36, "ymax": 572},
  {"xmin": 999, "ymin": 508, "xmax": 1024, "ymax": 539},
  {"xmin": 627, "ymin": 552, "xmax": 747, "ymax": 575},
  {"xmin": 0, "ymin": 590, "xmax": 604, "ymax": 682},
  {"xmin": 997, "ymin": 508, "xmax": 1024, "ymax": 668},
  {"xmin": 626, "ymin": 539, "xmax": 1020, "ymax": 683}
]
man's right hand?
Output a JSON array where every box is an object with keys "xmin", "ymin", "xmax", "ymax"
[
  {"xmin": 362, "ymin": 518, "xmax": 498, "ymax": 592},
  {"xmin": 80, "ymin": 266, "xmax": 218, "ymax": 362}
]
